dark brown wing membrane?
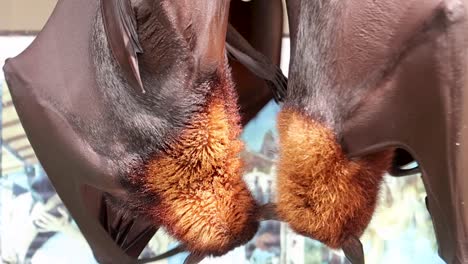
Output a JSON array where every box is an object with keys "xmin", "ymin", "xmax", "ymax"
[
  {"xmin": 3, "ymin": 0, "xmax": 155, "ymax": 261},
  {"xmin": 342, "ymin": 1, "xmax": 468, "ymax": 263},
  {"xmin": 97, "ymin": 193, "xmax": 158, "ymax": 255}
]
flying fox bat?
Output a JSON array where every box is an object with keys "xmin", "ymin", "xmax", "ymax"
[
  {"xmin": 278, "ymin": 0, "xmax": 468, "ymax": 263},
  {"xmin": 3, "ymin": 0, "xmax": 286, "ymax": 263},
  {"xmin": 93, "ymin": 0, "xmax": 261, "ymax": 259}
]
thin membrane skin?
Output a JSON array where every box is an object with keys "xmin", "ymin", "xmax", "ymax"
[{"xmin": 277, "ymin": 109, "xmax": 393, "ymax": 248}]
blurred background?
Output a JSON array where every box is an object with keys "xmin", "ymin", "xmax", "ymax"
[{"xmin": 0, "ymin": 0, "xmax": 443, "ymax": 263}]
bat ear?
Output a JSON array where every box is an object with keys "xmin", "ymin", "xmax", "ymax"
[
  {"xmin": 342, "ymin": 236, "xmax": 365, "ymax": 264},
  {"xmin": 101, "ymin": 0, "xmax": 145, "ymax": 93}
]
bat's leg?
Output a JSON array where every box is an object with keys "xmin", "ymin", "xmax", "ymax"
[
  {"xmin": 228, "ymin": 0, "xmax": 283, "ymax": 125},
  {"xmin": 226, "ymin": 24, "xmax": 287, "ymax": 102}
]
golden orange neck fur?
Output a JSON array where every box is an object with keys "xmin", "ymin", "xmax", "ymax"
[
  {"xmin": 277, "ymin": 109, "xmax": 393, "ymax": 248},
  {"xmin": 139, "ymin": 75, "xmax": 258, "ymax": 255}
]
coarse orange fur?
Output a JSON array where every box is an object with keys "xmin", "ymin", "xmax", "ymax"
[
  {"xmin": 276, "ymin": 109, "xmax": 393, "ymax": 248},
  {"xmin": 141, "ymin": 73, "xmax": 258, "ymax": 256}
]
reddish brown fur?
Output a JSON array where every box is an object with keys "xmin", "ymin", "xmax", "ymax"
[
  {"xmin": 276, "ymin": 109, "xmax": 393, "ymax": 248},
  {"xmin": 140, "ymin": 72, "xmax": 258, "ymax": 256}
]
